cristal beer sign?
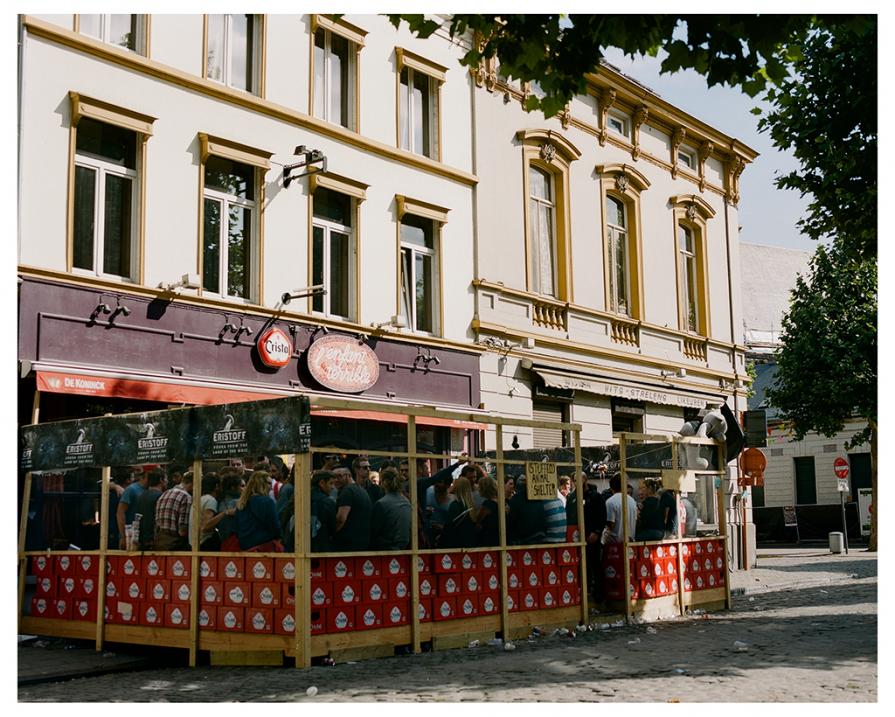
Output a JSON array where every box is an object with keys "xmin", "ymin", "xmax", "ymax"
[
  {"xmin": 307, "ymin": 334, "xmax": 379, "ymax": 393},
  {"xmin": 256, "ymin": 327, "xmax": 293, "ymax": 369}
]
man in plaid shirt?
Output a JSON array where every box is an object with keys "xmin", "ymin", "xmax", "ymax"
[{"xmin": 154, "ymin": 472, "xmax": 193, "ymax": 550}]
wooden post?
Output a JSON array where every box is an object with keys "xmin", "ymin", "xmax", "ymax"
[
  {"xmin": 95, "ymin": 465, "xmax": 111, "ymax": 650},
  {"xmin": 717, "ymin": 442, "xmax": 732, "ymax": 609},
  {"xmin": 17, "ymin": 390, "xmax": 40, "ymax": 630},
  {"xmin": 188, "ymin": 458, "xmax": 202, "ymax": 667},
  {"xmin": 407, "ymin": 416, "xmax": 420, "ymax": 654},
  {"xmin": 619, "ymin": 433, "xmax": 632, "ymax": 624},
  {"xmin": 573, "ymin": 428, "xmax": 587, "ymax": 624},
  {"xmin": 294, "ymin": 451, "xmax": 312, "ymax": 668},
  {"xmin": 495, "ymin": 425, "xmax": 509, "ymax": 640}
]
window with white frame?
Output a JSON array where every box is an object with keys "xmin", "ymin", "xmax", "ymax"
[
  {"xmin": 528, "ymin": 165, "xmax": 557, "ymax": 296},
  {"xmin": 400, "ymin": 214, "xmax": 439, "ymax": 333},
  {"xmin": 606, "ymin": 195, "xmax": 631, "ymax": 316},
  {"xmin": 206, "ymin": 14, "xmax": 259, "ymax": 93},
  {"xmin": 677, "ymin": 147, "xmax": 695, "ymax": 170},
  {"xmin": 202, "ymin": 156, "xmax": 256, "ymax": 300},
  {"xmin": 312, "ymin": 187, "xmax": 354, "ymax": 319},
  {"xmin": 678, "ymin": 223, "xmax": 699, "ymax": 333},
  {"xmin": 399, "ymin": 66, "xmax": 439, "ymax": 158},
  {"xmin": 78, "ymin": 14, "xmax": 146, "ymax": 54},
  {"xmin": 313, "ymin": 28, "xmax": 356, "ymax": 129},
  {"xmin": 607, "ymin": 111, "xmax": 629, "ymax": 138},
  {"xmin": 72, "ymin": 118, "xmax": 138, "ymax": 279}
]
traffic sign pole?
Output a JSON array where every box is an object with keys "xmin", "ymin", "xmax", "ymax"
[
  {"xmin": 840, "ymin": 491, "xmax": 849, "ymax": 555},
  {"xmin": 835, "ymin": 457, "xmax": 850, "ymax": 555}
]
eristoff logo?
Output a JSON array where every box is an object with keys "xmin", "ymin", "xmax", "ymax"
[
  {"xmin": 65, "ymin": 428, "xmax": 94, "ymax": 464},
  {"xmin": 136, "ymin": 421, "xmax": 168, "ymax": 462},
  {"xmin": 212, "ymin": 414, "xmax": 248, "ymax": 457}
]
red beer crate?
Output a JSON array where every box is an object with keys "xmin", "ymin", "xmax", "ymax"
[
  {"xmin": 326, "ymin": 606, "xmax": 355, "ymax": 633},
  {"xmin": 458, "ymin": 552, "xmax": 477, "ymax": 571},
  {"xmin": 558, "ymin": 586, "xmax": 581, "ymax": 606},
  {"xmin": 389, "ymin": 576, "xmax": 411, "ymax": 601},
  {"xmin": 307, "ymin": 582, "xmax": 332, "ymax": 608},
  {"xmin": 252, "ymin": 582, "xmax": 281, "ymax": 608},
  {"xmin": 200, "ymin": 581, "xmax": 224, "ymax": 605},
  {"xmin": 664, "ymin": 558, "xmax": 678, "ymax": 576},
  {"xmin": 142, "ymin": 556, "xmax": 165, "ymax": 578},
  {"xmin": 655, "ymin": 576, "xmax": 674, "ymax": 596},
  {"xmin": 72, "ymin": 599, "xmax": 97, "ymax": 621},
  {"xmin": 146, "ymin": 578, "xmax": 170, "ymax": 602},
  {"xmin": 506, "ymin": 568, "xmax": 522, "ymax": 590},
  {"xmin": 716, "ymin": 570, "xmax": 727, "ymax": 587},
  {"xmin": 76, "ymin": 554, "xmax": 99, "ymax": 577},
  {"xmin": 35, "ymin": 574, "xmax": 55, "ymax": 597},
  {"xmin": 116, "ymin": 556, "xmax": 140, "ymax": 577},
  {"xmin": 199, "ymin": 556, "xmax": 218, "ymax": 579},
  {"xmin": 104, "ymin": 577, "xmax": 122, "ymax": 599},
  {"xmin": 165, "ymin": 556, "xmax": 189, "ymax": 579},
  {"xmin": 58, "ymin": 575, "xmax": 78, "ymax": 598},
  {"xmin": 218, "ymin": 557, "xmax": 244, "ymax": 580},
  {"xmin": 418, "ymin": 575, "xmax": 436, "ymax": 598},
  {"xmin": 682, "ymin": 576, "xmax": 694, "ymax": 592},
  {"xmin": 356, "ymin": 556, "xmax": 381, "ymax": 578},
  {"xmin": 417, "ymin": 598, "xmax": 432, "ymax": 622},
  {"xmin": 479, "ymin": 592, "xmax": 500, "ymax": 615},
  {"xmin": 326, "ymin": 557, "xmax": 354, "ymax": 581},
  {"xmin": 461, "ymin": 571, "xmax": 482, "ymax": 594},
  {"xmin": 165, "ymin": 603, "xmax": 189, "ymax": 629},
  {"xmin": 432, "ymin": 595, "xmax": 457, "ymax": 620},
  {"xmin": 275, "ymin": 557, "xmax": 297, "ymax": 582},
  {"xmin": 437, "ymin": 573, "xmax": 463, "ymax": 596},
  {"xmin": 514, "ymin": 549, "xmax": 537, "ymax": 568},
  {"xmin": 30, "ymin": 596, "xmax": 52, "ymax": 617},
  {"xmin": 245, "ymin": 607, "xmax": 274, "ymax": 634},
  {"xmin": 542, "ymin": 565, "xmax": 561, "ymax": 587},
  {"xmin": 54, "ymin": 555, "xmax": 75, "ymax": 576},
  {"xmin": 481, "ymin": 570, "xmax": 500, "ymax": 593},
  {"xmin": 565, "ymin": 525, "xmax": 580, "ymax": 543},
  {"xmin": 639, "ymin": 579, "xmax": 657, "ymax": 599},
  {"xmin": 274, "ymin": 608, "xmax": 296, "ymax": 636},
  {"xmin": 539, "ymin": 586, "xmax": 558, "ymax": 609},
  {"xmin": 537, "ymin": 548, "xmax": 555, "ymax": 567},
  {"xmin": 224, "ymin": 581, "xmax": 251, "ymax": 606},
  {"xmin": 561, "ymin": 565, "xmax": 579, "ymax": 585},
  {"xmin": 705, "ymin": 572, "xmax": 720, "ymax": 589},
  {"xmin": 523, "ymin": 566, "xmax": 541, "ymax": 589},
  {"xmin": 333, "ymin": 579, "xmax": 362, "ymax": 606},
  {"xmin": 433, "ymin": 552, "xmax": 461, "ymax": 573},
  {"xmin": 456, "ymin": 595, "xmax": 478, "ymax": 618},
  {"xmin": 356, "ymin": 604, "xmax": 383, "ymax": 630},
  {"xmin": 382, "ymin": 600, "xmax": 410, "ymax": 627},
  {"xmin": 383, "ymin": 555, "xmax": 409, "ymax": 577},
  {"xmin": 478, "ymin": 551, "xmax": 499, "ymax": 571},
  {"xmin": 198, "ymin": 606, "xmax": 216, "ymax": 628},
  {"xmin": 105, "ymin": 599, "xmax": 139, "ymax": 624},
  {"xmin": 416, "ymin": 554, "xmax": 431, "ymax": 574},
  {"xmin": 714, "ymin": 555, "xmax": 725, "ymax": 572},
  {"xmin": 362, "ymin": 578, "xmax": 388, "ymax": 602},
  {"xmin": 171, "ymin": 579, "xmax": 192, "ymax": 603},
  {"xmin": 692, "ymin": 573, "xmax": 707, "ymax": 591},
  {"xmin": 557, "ymin": 546, "xmax": 580, "ymax": 565},
  {"xmin": 32, "ymin": 555, "xmax": 52, "ymax": 576},
  {"xmin": 122, "ymin": 577, "xmax": 146, "ymax": 601},
  {"xmin": 518, "ymin": 588, "xmax": 539, "ymax": 611},
  {"xmin": 217, "ymin": 606, "xmax": 244, "ymax": 632},
  {"xmin": 507, "ymin": 591, "xmax": 520, "ymax": 612},
  {"xmin": 309, "ymin": 608, "xmax": 325, "ymax": 635},
  {"xmin": 140, "ymin": 602, "xmax": 166, "ymax": 627},
  {"xmin": 246, "ymin": 556, "xmax": 273, "ymax": 581}
]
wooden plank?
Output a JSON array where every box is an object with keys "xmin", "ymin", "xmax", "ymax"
[
  {"xmin": 675, "ymin": 538, "xmax": 686, "ymax": 617},
  {"xmin": 629, "ymin": 594, "xmax": 680, "ymax": 622},
  {"xmin": 619, "ymin": 434, "xmax": 632, "ymax": 624},
  {"xmin": 210, "ymin": 650, "xmax": 283, "ymax": 666},
  {"xmin": 573, "ymin": 430, "xmax": 587, "ymax": 624},
  {"xmin": 188, "ymin": 458, "xmax": 202, "ymax": 667},
  {"xmin": 199, "ymin": 630, "xmax": 294, "ymax": 651},
  {"xmin": 95, "ymin": 465, "xmax": 110, "ymax": 651},
  {"xmin": 17, "ymin": 474, "xmax": 33, "ymax": 633},
  {"xmin": 433, "ymin": 629, "xmax": 496, "ymax": 652},
  {"xmin": 407, "ymin": 416, "xmax": 421, "ymax": 654},
  {"xmin": 329, "ymin": 644, "xmax": 395, "ymax": 662},
  {"xmin": 495, "ymin": 425, "xmax": 509, "ymax": 640},
  {"xmin": 294, "ymin": 451, "xmax": 312, "ymax": 669},
  {"xmin": 717, "ymin": 443, "xmax": 732, "ymax": 610},
  {"xmin": 21, "ymin": 617, "xmax": 96, "ymax": 641},
  {"xmin": 104, "ymin": 624, "xmax": 192, "ymax": 648}
]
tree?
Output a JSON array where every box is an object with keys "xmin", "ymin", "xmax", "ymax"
[{"xmin": 390, "ymin": 13, "xmax": 879, "ymax": 548}]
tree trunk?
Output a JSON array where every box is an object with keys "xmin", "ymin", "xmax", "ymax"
[{"xmin": 868, "ymin": 421, "xmax": 877, "ymax": 551}]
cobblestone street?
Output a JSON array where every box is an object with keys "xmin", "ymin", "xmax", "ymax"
[{"xmin": 18, "ymin": 550, "xmax": 878, "ymax": 703}]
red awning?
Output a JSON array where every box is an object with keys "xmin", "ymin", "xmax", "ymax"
[{"xmin": 34, "ymin": 369, "xmax": 486, "ymax": 429}]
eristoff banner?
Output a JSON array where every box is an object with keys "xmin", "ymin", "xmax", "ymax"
[{"xmin": 19, "ymin": 395, "xmax": 312, "ymax": 471}]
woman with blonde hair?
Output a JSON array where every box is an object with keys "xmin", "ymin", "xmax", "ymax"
[
  {"xmin": 234, "ymin": 470, "xmax": 283, "ymax": 551},
  {"xmin": 439, "ymin": 476, "xmax": 478, "ymax": 548}
]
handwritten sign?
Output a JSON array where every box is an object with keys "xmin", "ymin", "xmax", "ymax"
[
  {"xmin": 526, "ymin": 461, "xmax": 558, "ymax": 500},
  {"xmin": 307, "ymin": 334, "xmax": 379, "ymax": 393}
]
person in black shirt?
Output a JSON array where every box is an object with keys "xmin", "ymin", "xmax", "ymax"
[
  {"xmin": 132, "ymin": 468, "xmax": 167, "ymax": 550},
  {"xmin": 635, "ymin": 478, "xmax": 665, "ymax": 541},
  {"xmin": 566, "ymin": 472, "xmax": 607, "ymax": 599},
  {"xmin": 507, "ymin": 476, "xmax": 546, "ymax": 545},
  {"xmin": 310, "ymin": 470, "xmax": 337, "ymax": 552},
  {"xmin": 333, "ymin": 466, "xmax": 372, "ymax": 551},
  {"xmin": 353, "ymin": 455, "xmax": 383, "ymax": 504}
]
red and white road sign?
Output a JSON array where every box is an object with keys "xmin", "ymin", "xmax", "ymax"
[{"xmin": 834, "ymin": 457, "xmax": 850, "ymax": 479}]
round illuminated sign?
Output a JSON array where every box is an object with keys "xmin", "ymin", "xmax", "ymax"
[
  {"xmin": 306, "ymin": 333, "xmax": 380, "ymax": 393},
  {"xmin": 256, "ymin": 327, "xmax": 293, "ymax": 368}
]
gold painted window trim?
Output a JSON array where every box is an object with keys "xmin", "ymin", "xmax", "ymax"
[
  {"xmin": 312, "ymin": 14, "xmax": 368, "ymax": 47},
  {"xmin": 310, "ymin": 172, "xmax": 368, "ymax": 201},
  {"xmin": 69, "ymin": 91, "xmax": 156, "ymax": 135},
  {"xmin": 395, "ymin": 47, "xmax": 448, "ymax": 83},
  {"xmin": 597, "ymin": 165, "xmax": 646, "ymax": 321},
  {"xmin": 671, "ymin": 196, "xmax": 712, "ymax": 338},
  {"xmin": 396, "ymin": 195, "xmax": 450, "ymax": 224},
  {"xmin": 198, "ymin": 133, "xmax": 272, "ymax": 169}
]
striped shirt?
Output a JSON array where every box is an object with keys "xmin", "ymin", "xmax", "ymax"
[
  {"xmin": 543, "ymin": 497, "xmax": 567, "ymax": 543},
  {"xmin": 154, "ymin": 486, "xmax": 192, "ymax": 536}
]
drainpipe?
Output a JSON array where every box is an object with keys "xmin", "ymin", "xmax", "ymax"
[{"xmin": 469, "ymin": 67, "xmax": 480, "ymax": 335}]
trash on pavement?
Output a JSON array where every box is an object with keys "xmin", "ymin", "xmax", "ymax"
[
  {"xmin": 487, "ymin": 638, "xmax": 503, "ymax": 647},
  {"xmin": 468, "ymin": 640, "xmax": 480, "ymax": 648},
  {"xmin": 306, "ymin": 686, "xmax": 318, "ymax": 697},
  {"xmin": 627, "ymin": 638, "xmax": 641, "ymax": 645},
  {"xmin": 646, "ymin": 627, "xmax": 657, "ymax": 634},
  {"xmin": 504, "ymin": 641, "xmax": 516, "ymax": 651},
  {"xmin": 733, "ymin": 641, "xmax": 749, "ymax": 651}
]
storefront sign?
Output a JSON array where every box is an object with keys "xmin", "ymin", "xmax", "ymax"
[
  {"xmin": 306, "ymin": 334, "xmax": 379, "ymax": 393},
  {"xmin": 535, "ymin": 368, "xmax": 707, "ymax": 409},
  {"xmin": 526, "ymin": 461, "xmax": 558, "ymax": 500},
  {"xmin": 256, "ymin": 327, "xmax": 293, "ymax": 369}
]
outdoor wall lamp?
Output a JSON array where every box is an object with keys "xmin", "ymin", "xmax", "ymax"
[
  {"xmin": 283, "ymin": 145, "xmax": 327, "ymax": 188},
  {"xmin": 219, "ymin": 321, "xmax": 238, "ymax": 340},
  {"xmin": 278, "ymin": 285, "xmax": 326, "ymax": 309}
]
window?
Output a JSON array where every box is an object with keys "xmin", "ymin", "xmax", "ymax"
[
  {"xmin": 206, "ymin": 14, "xmax": 260, "ymax": 93},
  {"xmin": 78, "ymin": 14, "xmax": 146, "ymax": 54},
  {"xmin": 312, "ymin": 187, "xmax": 354, "ymax": 319},
  {"xmin": 606, "ymin": 195, "xmax": 631, "ymax": 316},
  {"xmin": 677, "ymin": 148, "xmax": 695, "ymax": 170},
  {"xmin": 528, "ymin": 166, "xmax": 557, "ymax": 296},
  {"xmin": 313, "ymin": 29, "xmax": 356, "ymax": 129},
  {"xmin": 400, "ymin": 214, "xmax": 438, "ymax": 333},
  {"xmin": 794, "ymin": 457, "xmax": 817, "ymax": 505},
  {"xmin": 671, "ymin": 195, "xmax": 715, "ymax": 336},
  {"xmin": 72, "ymin": 118, "xmax": 138, "ymax": 279},
  {"xmin": 202, "ymin": 155, "xmax": 256, "ymax": 300},
  {"xmin": 678, "ymin": 224, "xmax": 699, "ymax": 333},
  {"xmin": 396, "ymin": 48, "xmax": 446, "ymax": 160},
  {"xmin": 607, "ymin": 112, "xmax": 629, "ymax": 138}
]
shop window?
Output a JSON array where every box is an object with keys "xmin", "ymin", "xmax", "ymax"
[
  {"xmin": 78, "ymin": 14, "xmax": 147, "ymax": 54},
  {"xmin": 312, "ymin": 187, "xmax": 355, "ymax": 320},
  {"xmin": 518, "ymin": 129, "xmax": 581, "ymax": 300},
  {"xmin": 312, "ymin": 16, "xmax": 364, "ymax": 130},
  {"xmin": 598, "ymin": 165, "xmax": 648, "ymax": 318},
  {"xmin": 68, "ymin": 94, "xmax": 154, "ymax": 282},
  {"xmin": 396, "ymin": 48, "xmax": 446, "ymax": 160},
  {"xmin": 611, "ymin": 399, "xmax": 644, "ymax": 435},
  {"xmin": 794, "ymin": 456, "xmax": 817, "ymax": 505},
  {"xmin": 205, "ymin": 14, "xmax": 262, "ymax": 94},
  {"xmin": 671, "ymin": 195, "xmax": 715, "ymax": 337},
  {"xmin": 198, "ymin": 134, "xmax": 271, "ymax": 303}
]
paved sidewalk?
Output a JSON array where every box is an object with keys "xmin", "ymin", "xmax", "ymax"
[{"xmin": 18, "ymin": 547, "xmax": 876, "ymax": 688}]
